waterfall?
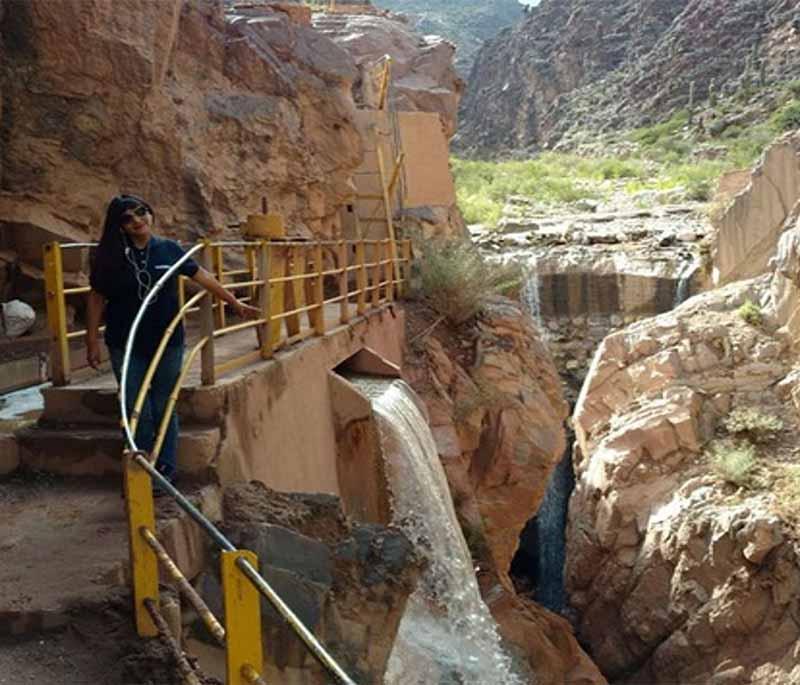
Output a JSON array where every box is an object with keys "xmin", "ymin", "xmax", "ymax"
[
  {"xmin": 522, "ymin": 260, "xmax": 545, "ymax": 334},
  {"xmin": 674, "ymin": 257, "xmax": 699, "ymax": 308},
  {"xmin": 531, "ymin": 449, "xmax": 574, "ymax": 613},
  {"xmin": 359, "ymin": 379, "xmax": 524, "ymax": 685}
]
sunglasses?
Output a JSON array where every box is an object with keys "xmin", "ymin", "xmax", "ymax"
[{"xmin": 121, "ymin": 205, "xmax": 149, "ymax": 225}]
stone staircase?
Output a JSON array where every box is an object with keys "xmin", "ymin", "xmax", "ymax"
[{"xmin": 16, "ymin": 378, "xmax": 222, "ymax": 485}]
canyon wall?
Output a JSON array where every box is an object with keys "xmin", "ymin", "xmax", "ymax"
[
  {"xmin": 0, "ymin": 0, "xmax": 362, "ymax": 256},
  {"xmin": 458, "ymin": 0, "xmax": 800, "ymax": 153},
  {"xmin": 479, "ymin": 204, "xmax": 708, "ymax": 397},
  {"xmin": 568, "ymin": 276, "xmax": 800, "ymax": 683},
  {"xmin": 713, "ymin": 131, "xmax": 800, "ymax": 286}
]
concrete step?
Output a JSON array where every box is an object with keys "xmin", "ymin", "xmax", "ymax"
[
  {"xmin": 41, "ymin": 382, "xmax": 225, "ymax": 427},
  {"xmin": 16, "ymin": 424, "xmax": 222, "ymax": 483}
]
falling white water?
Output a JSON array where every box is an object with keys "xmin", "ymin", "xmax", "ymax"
[
  {"xmin": 357, "ymin": 378, "xmax": 524, "ymax": 685},
  {"xmin": 674, "ymin": 257, "xmax": 699, "ymax": 308},
  {"xmin": 522, "ymin": 260, "xmax": 546, "ymax": 336}
]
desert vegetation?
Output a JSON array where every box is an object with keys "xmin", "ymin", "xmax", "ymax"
[{"xmin": 454, "ymin": 85, "xmax": 800, "ymax": 228}]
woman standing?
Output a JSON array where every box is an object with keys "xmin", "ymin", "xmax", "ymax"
[{"xmin": 86, "ymin": 194, "xmax": 259, "ymax": 486}]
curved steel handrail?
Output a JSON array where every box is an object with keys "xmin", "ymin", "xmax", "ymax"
[{"xmin": 119, "ymin": 243, "xmax": 357, "ymax": 685}]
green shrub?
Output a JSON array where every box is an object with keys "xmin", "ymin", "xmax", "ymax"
[
  {"xmin": 708, "ymin": 440, "xmax": 757, "ymax": 487},
  {"xmin": 787, "ymin": 80, "xmax": 800, "ymax": 98},
  {"xmin": 771, "ymin": 100, "xmax": 800, "ymax": 132},
  {"xmin": 738, "ymin": 299, "xmax": 763, "ymax": 326},
  {"xmin": 723, "ymin": 407, "xmax": 784, "ymax": 443},
  {"xmin": 629, "ymin": 111, "xmax": 689, "ymax": 148},
  {"xmin": 414, "ymin": 240, "xmax": 523, "ymax": 325},
  {"xmin": 457, "ymin": 190, "xmax": 503, "ymax": 226},
  {"xmin": 451, "ymin": 155, "xmax": 605, "ymax": 226}
]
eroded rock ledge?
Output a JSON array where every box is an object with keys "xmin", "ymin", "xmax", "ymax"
[{"xmin": 568, "ymin": 276, "xmax": 800, "ymax": 684}]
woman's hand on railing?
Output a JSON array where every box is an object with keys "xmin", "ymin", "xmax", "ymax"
[
  {"xmin": 233, "ymin": 301, "xmax": 261, "ymax": 320},
  {"xmin": 87, "ymin": 336, "xmax": 102, "ymax": 369}
]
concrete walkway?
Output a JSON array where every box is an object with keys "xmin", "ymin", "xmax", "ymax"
[{"xmin": 68, "ymin": 300, "xmax": 373, "ymax": 390}]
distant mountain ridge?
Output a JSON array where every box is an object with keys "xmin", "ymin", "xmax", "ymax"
[
  {"xmin": 457, "ymin": 0, "xmax": 800, "ymax": 154},
  {"xmin": 371, "ymin": 0, "xmax": 524, "ymax": 75}
]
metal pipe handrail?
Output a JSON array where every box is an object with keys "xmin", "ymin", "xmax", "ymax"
[
  {"xmin": 120, "ymin": 243, "xmax": 204, "ymax": 449},
  {"xmin": 130, "ymin": 290, "xmax": 206, "ymax": 435},
  {"xmin": 129, "ymin": 452, "xmax": 357, "ymax": 685},
  {"xmin": 141, "ymin": 527, "xmax": 227, "ymax": 645},
  {"xmin": 120, "ymin": 251, "xmax": 357, "ymax": 684},
  {"xmin": 150, "ymin": 335, "xmax": 209, "ymax": 461}
]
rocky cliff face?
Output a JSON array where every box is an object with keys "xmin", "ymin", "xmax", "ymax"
[
  {"xmin": 372, "ymin": 0, "xmax": 523, "ymax": 77},
  {"xmin": 568, "ymin": 275, "xmax": 800, "ymax": 683},
  {"xmin": 563, "ymin": 139, "xmax": 800, "ymax": 682},
  {"xmin": 0, "ymin": 0, "xmax": 361, "ymax": 273},
  {"xmin": 312, "ymin": 10, "xmax": 464, "ymax": 137},
  {"xmin": 458, "ymin": 0, "xmax": 800, "ymax": 153},
  {"xmin": 404, "ymin": 297, "xmax": 606, "ymax": 685},
  {"xmin": 713, "ymin": 131, "xmax": 800, "ymax": 286},
  {"xmin": 196, "ymin": 483, "xmax": 422, "ymax": 684},
  {"xmin": 478, "ymin": 202, "xmax": 709, "ymax": 396}
]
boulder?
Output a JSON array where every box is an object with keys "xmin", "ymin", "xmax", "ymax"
[
  {"xmin": 312, "ymin": 12, "xmax": 463, "ymax": 137},
  {"xmin": 195, "ymin": 483, "xmax": 423, "ymax": 684}
]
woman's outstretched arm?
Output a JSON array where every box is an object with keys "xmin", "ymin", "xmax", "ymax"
[{"xmin": 191, "ymin": 268, "xmax": 261, "ymax": 320}]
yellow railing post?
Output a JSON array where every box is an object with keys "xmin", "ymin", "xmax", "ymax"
[
  {"xmin": 43, "ymin": 242, "xmax": 71, "ymax": 386},
  {"xmin": 222, "ymin": 551, "xmax": 263, "ymax": 685},
  {"xmin": 246, "ymin": 244, "xmax": 258, "ymax": 306},
  {"xmin": 401, "ymin": 239, "xmax": 412, "ymax": 297},
  {"xmin": 338, "ymin": 241, "xmax": 349, "ymax": 324},
  {"xmin": 213, "ymin": 244, "xmax": 226, "ymax": 329},
  {"xmin": 371, "ymin": 242, "xmax": 381, "ymax": 307},
  {"xmin": 286, "ymin": 245, "xmax": 305, "ymax": 337},
  {"xmin": 124, "ymin": 454, "xmax": 159, "ymax": 637},
  {"xmin": 258, "ymin": 241, "xmax": 272, "ymax": 359},
  {"xmin": 198, "ymin": 240, "xmax": 216, "ymax": 385},
  {"xmin": 378, "ymin": 58, "xmax": 392, "ymax": 111},
  {"xmin": 313, "ymin": 242, "xmax": 325, "ymax": 335},
  {"xmin": 356, "ymin": 241, "xmax": 367, "ymax": 315},
  {"xmin": 384, "ymin": 238, "xmax": 394, "ymax": 302},
  {"xmin": 269, "ymin": 243, "xmax": 286, "ymax": 348}
]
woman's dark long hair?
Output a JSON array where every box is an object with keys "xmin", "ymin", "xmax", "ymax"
[{"xmin": 90, "ymin": 194, "xmax": 154, "ymax": 297}]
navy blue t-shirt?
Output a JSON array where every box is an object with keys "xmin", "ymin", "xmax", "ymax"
[{"xmin": 91, "ymin": 236, "xmax": 200, "ymax": 355}]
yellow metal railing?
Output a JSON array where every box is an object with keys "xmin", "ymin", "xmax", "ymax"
[
  {"xmin": 43, "ymin": 235, "xmax": 413, "ymax": 387},
  {"xmin": 124, "ymin": 453, "xmax": 271, "ymax": 685},
  {"xmin": 114, "ymin": 230, "xmax": 414, "ymax": 683}
]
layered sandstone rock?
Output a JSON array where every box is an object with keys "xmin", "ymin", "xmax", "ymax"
[
  {"xmin": 404, "ymin": 297, "xmax": 606, "ymax": 684},
  {"xmin": 568, "ymin": 276, "xmax": 800, "ymax": 683},
  {"xmin": 713, "ymin": 132, "xmax": 800, "ymax": 286},
  {"xmin": 197, "ymin": 482, "xmax": 422, "ymax": 684},
  {"xmin": 406, "ymin": 296, "xmax": 568, "ymax": 574},
  {"xmin": 312, "ymin": 11, "xmax": 463, "ymax": 136},
  {"xmin": 478, "ymin": 203, "xmax": 709, "ymax": 398},
  {"xmin": 0, "ymin": 0, "xmax": 362, "ymax": 276}
]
